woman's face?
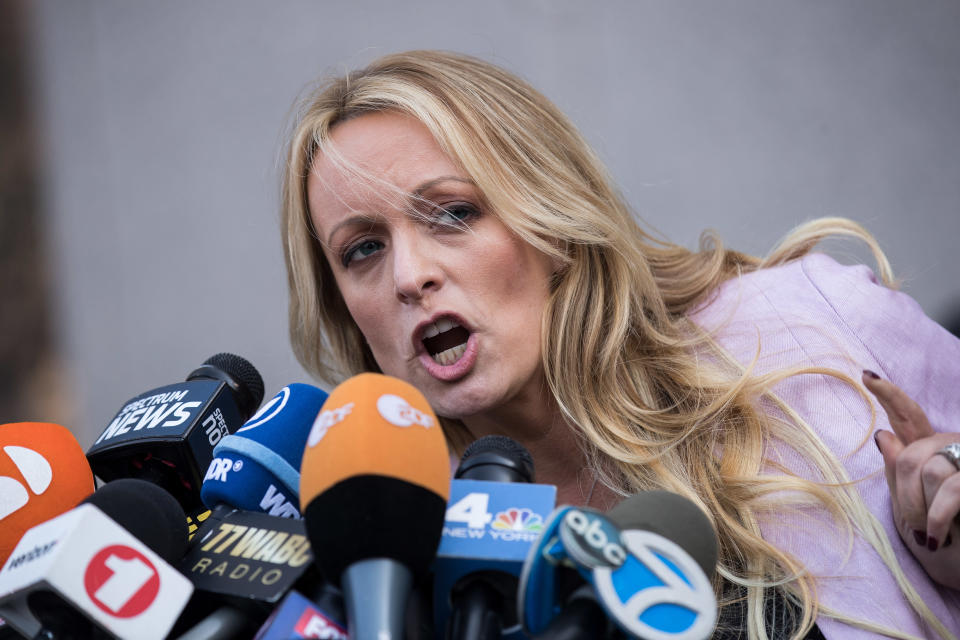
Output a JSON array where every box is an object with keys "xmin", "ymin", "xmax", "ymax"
[{"xmin": 307, "ymin": 111, "xmax": 556, "ymax": 425}]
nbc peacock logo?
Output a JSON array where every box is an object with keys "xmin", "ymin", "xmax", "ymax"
[{"xmin": 491, "ymin": 508, "xmax": 544, "ymax": 533}]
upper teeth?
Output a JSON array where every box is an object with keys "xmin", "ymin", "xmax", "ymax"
[{"xmin": 423, "ymin": 318, "xmax": 459, "ymax": 338}]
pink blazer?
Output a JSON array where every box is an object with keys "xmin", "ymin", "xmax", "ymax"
[{"xmin": 690, "ymin": 253, "xmax": 960, "ymax": 638}]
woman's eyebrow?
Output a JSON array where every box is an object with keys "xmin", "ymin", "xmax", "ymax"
[
  {"xmin": 325, "ymin": 214, "xmax": 379, "ymax": 247},
  {"xmin": 325, "ymin": 177, "xmax": 475, "ymax": 245},
  {"xmin": 412, "ymin": 175, "xmax": 475, "ymax": 197}
]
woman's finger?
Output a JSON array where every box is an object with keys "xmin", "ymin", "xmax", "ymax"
[
  {"xmin": 926, "ymin": 473, "xmax": 960, "ymax": 551},
  {"xmin": 921, "ymin": 453, "xmax": 957, "ymax": 516},
  {"xmin": 875, "ymin": 429, "xmax": 904, "ymax": 504},
  {"xmin": 862, "ymin": 370, "xmax": 935, "ymax": 443},
  {"xmin": 892, "ymin": 440, "xmax": 934, "ymax": 533}
]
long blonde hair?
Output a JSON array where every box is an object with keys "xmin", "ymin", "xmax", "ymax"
[{"xmin": 281, "ymin": 50, "xmax": 949, "ymax": 639}]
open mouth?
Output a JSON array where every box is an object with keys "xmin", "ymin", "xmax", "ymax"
[{"xmin": 422, "ymin": 317, "xmax": 471, "ymax": 366}]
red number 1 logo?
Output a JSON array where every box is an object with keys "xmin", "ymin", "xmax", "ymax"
[{"xmin": 83, "ymin": 545, "xmax": 160, "ymax": 618}]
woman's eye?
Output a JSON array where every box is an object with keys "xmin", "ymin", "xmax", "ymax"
[
  {"xmin": 435, "ymin": 203, "xmax": 479, "ymax": 226},
  {"xmin": 342, "ymin": 239, "xmax": 383, "ymax": 267}
]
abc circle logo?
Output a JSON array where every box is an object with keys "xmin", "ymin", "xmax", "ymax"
[
  {"xmin": 591, "ymin": 529, "xmax": 717, "ymax": 640},
  {"xmin": 83, "ymin": 545, "xmax": 160, "ymax": 618},
  {"xmin": 376, "ymin": 394, "xmax": 434, "ymax": 428},
  {"xmin": 0, "ymin": 445, "xmax": 52, "ymax": 521}
]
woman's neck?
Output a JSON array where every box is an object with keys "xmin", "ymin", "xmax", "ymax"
[{"xmin": 460, "ymin": 393, "xmax": 616, "ymax": 509}]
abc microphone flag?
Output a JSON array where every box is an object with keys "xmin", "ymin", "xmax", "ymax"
[
  {"xmin": 299, "ymin": 373, "xmax": 450, "ymax": 640},
  {"xmin": 0, "ymin": 423, "xmax": 95, "ymax": 567}
]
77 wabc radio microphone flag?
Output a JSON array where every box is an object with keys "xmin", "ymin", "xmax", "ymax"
[{"xmin": 0, "ymin": 504, "xmax": 193, "ymax": 640}]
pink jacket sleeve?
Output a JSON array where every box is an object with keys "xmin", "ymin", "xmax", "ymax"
[{"xmin": 690, "ymin": 253, "xmax": 960, "ymax": 639}]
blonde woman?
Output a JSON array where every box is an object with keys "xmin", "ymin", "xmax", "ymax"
[{"xmin": 280, "ymin": 50, "xmax": 960, "ymax": 639}]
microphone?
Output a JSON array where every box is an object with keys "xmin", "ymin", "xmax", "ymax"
[
  {"xmin": 0, "ymin": 479, "xmax": 193, "ymax": 640},
  {"xmin": 175, "ymin": 384, "xmax": 334, "ymax": 637},
  {"xmin": 436, "ymin": 436, "xmax": 556, "ymax": 640},
  {"xmin": 86, "ymin": 353, "xmax": 265, "ymax": 513},
  {"xmin": 299, "ymin": 373, "xmax": 451, "ymax": 640},
  {"xmin": 177, "ymin": 508, "xmax": 317, "ymax": 618},
  {"xmin": 200, "ymin": 383, "xmax": 329, "ymax": 518},
  {"xmin": 519, "ymin": 491, "xmax": 718, "ymax": 640},
  {"xmin": 83, "ymin": 478, "xmax": 190, "ymax": 565},
  {"xmin": 1, "ymin": 422, "xmax": 96, "ymax": 567},
  {"xmin": 251, "ymin": 586, "xmax": 348, "ymax": 640}
]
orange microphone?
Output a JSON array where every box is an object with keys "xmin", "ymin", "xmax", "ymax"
[
  {"xmin": 299, "ymin": 373, "xmax": 450, "ymax": 640},
  {"xmin": 0, "ymin": 422, "xmax": 96, "ymax": 567}
]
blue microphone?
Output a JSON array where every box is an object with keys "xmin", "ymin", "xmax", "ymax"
[
  {"xmin": 520, "ymin": 492, "xmax": 718, "ymax": 640},
  {"xmin": 434, "ymin": 436, "xmax": 556, "ymax": 640},
  {"xmin": 200, "ymin": 383, "xmax": 328, "ymax": 517}
]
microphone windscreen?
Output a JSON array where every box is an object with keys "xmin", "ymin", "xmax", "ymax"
[
  {"xmin": 299, "ymin": 373, "xmax": 450, "ymax": 583},
  {"xmin": 201, "ymin": 383, "xmax": 328, "ymax": 513},
  {"xmin": 606, "ymin": 491, "xmax": 718, "ymax": 579},
  {"xmin": 456, "ymin": 434, "xmax": 535, "ymax": 483},
  {"xmin": 0, "ymin": 422, "xmax": 95, "ymax": 566},
  {"xmin": 189, "ymin": 352, "xmax": 266, "ymax": 420},
  {"xmin": 82, "ymin": 478, "xmax": 189, "ymax": 564}
]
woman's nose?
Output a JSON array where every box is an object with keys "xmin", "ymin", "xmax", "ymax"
[{"xmin": 393, "ymin": 234, "xmax": 442, "ymax": 303}]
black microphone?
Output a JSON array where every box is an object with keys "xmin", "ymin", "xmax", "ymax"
[
  {"xmin": 529, "ymin": 582, "xmax": 610, "ymax": 640},
  {"xmin": 85, "ymin": 353, "xmax": 265, "ymax": 514},
  {"xmin": 0, "ymin": 479, "xmax": 193, "ymax": 640},
  {"xmin": 446, "ymin": 436, "xmax": 534, "ymax": 640},
  {"xmin": 175, "ymin": 504, "xmax": 325, "ymax": 638}
]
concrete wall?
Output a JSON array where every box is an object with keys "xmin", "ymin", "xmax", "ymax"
[{"xmin": 26, "ymin": 1, "xmax": 960, "ymax": 446}]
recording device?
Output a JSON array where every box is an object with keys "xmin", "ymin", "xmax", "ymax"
[
  {"xmin": 251, "ymin": 587, "xmax": 348, "ymax": 640},
  {"xmin": 519, "ymin": 491, "xmax": 718, "ymax": 640},
  {"xmin": 1, "ymin": 422, "xmax": 96, "ymax": 567},
  {"xmin": 86, "ymin": 353, "xmax": 265, "ymax": 513},
  {"xmin": 436, "ymin": 436, "xmax": 556, "ymax": 640},
  {"xmin": 299, "ymin": 373, "xmax": 451, "ymax": 640},
  {"xmin": 179, "ymin": 508, "xmax": 315, "ymax": 608},
  {"xmin": 200, "ymin": 383, "xmax": 328, "ymax": 518},
  {"xmin": 0, "ymin": 479, "xmax": 193, "ymax": 640},
  {"xmin": 178, "ymin": 382, "xmax": 333, "ymax": 639}
]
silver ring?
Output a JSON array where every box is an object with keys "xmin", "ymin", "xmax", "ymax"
[{"xmin": 935, "ymin": 442, "xmax": 960, "ymax": 471}]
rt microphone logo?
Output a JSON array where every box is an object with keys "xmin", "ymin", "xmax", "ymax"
[
  {"xmin": 83, "ymin": 545, "xmax": 161, "ymax": 618},
  {"xmin": 0, "ymin": 445, "xmax": 52, "ymax": 521}
]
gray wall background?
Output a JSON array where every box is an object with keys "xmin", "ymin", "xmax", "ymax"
[{"xmin": 26, "ymin": 1, "xmax": 960, "ymax": 448}]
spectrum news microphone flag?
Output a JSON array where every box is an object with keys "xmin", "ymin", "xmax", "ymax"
[
  {"xmin": 85, "ymin": 353, "xmax": 265, "ymax": 514},
  {"xmin": 0, "ymin": 422, "xmax": 96, "ymax": 567},
  {"xmin": 299, "ymin": 373, "xmax": 451, "ymax": 640}
]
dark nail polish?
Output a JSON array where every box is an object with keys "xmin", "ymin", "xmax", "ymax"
[
  {"xmin": 863, "ymin": 369, "xmax": 880, "ymax": 380},
  {"xmin": 946, "ymin": 535, "xmax": 953, "ymax": 548},
  {"xmin": 913, "ymin": 530, "xmax": 928, "ymax": 546},
  {"xmin": 928, "ymin": 536, "xmax": 939, "ymax": 552},
  {"xmin": 873, "ymin": 431, "xmax": 882, "ymax": 451}
]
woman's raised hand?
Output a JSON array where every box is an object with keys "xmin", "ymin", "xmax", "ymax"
[{"xmin": 864, "ymin": 370, "xmax": 960, "ymax": 590}]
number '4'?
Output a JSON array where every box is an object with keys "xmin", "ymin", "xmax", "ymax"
[{"xmin": 445, "ymin": 492, "xmax": 493, "ymax": 529}]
